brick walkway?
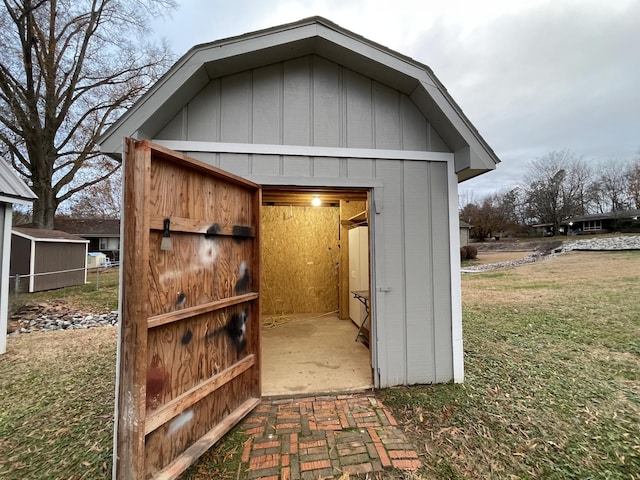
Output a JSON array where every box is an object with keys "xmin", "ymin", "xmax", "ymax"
[{"xmin": 238, "ymin": 394, "xmax": 421, "ymax": 479}]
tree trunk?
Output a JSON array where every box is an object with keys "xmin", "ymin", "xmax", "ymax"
[
  {"xmin": 28, "ymin": 141, "xmax": 57, "ymax": 229},
  {"xmin": 31, "ymin": 193, "xmax": 56, "ymax": 229}
]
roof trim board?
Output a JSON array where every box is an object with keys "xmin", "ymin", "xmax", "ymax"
[
  {"xmin": 0, "ymin": 194, "xmax": 33, "ymax": 205},
  {"xmin": 99, "ymin": 16, "xmax": 500, "ymax": 180},
  {"xmin": 152, "ymin": 140, "xmax": 453, "ymax": 162},
  {"xmin": 12, "ymin": 229, "xmax": 89, "ymax": 244}
]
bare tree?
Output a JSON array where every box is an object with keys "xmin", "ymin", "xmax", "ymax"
[
  {"xmin": 524, "ymin": 149, "xmax": 592, "ymax": 230},
  {"xmin": 460, "ymin": 188, "xmax": 526, "ymax": 240},
  {"xmin": 66, "ymin": 169, "xmax": 121, "ymax": 219},
  {"xmin": 626, "ymin": 157, "xmax": 640, "ymax": 209},
  {"xmin": 591, "ymin": 159, "xmax": 632, "ymax": 212},
  {"xmin": 0, "ymin": 0, "xmax": 176, "ymax": 228},
  {"xmin": 496, "ymin": 187, "xmax": 527, "ymax": 227}
]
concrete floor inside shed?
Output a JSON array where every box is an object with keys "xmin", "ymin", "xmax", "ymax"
[{"xmin": 261, "ymin": 313, "xmax": 372, "ymax": 397}]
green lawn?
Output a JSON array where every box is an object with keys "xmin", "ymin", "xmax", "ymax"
[{"xmin": 1, "ymin": 251, "xmax": 638, "ymax": 479}]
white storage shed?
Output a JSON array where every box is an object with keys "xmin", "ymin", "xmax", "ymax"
[{"xmin": 99, "ymin": 16, "xmax": 499, "ymax": 389}]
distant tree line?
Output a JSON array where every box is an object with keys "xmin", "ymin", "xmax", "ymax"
[{"xmin": 460, "ymin": 149, "xmax": 640, "ymax": 239}]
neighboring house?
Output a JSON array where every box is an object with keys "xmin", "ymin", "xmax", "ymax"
[
  {"xmin": 0, "ymin": 161, "xmax": 37, "ymax": 355},
  {"xmin": 99, "ymin": 17, "xmax": 499, "ymax": 389},
  {"xmin": 459, "ymin": 219, "xmax": 472, "ymax": 246},
  {"xmin": 54, "ymin": 218, "xmax": 120, "ymax": 261},
  {"xmin": 561, "ymin": 210, "xmax": 640, "ymax": 235},
  {"xmin": 10, "ymin": 227, "xmax": 89, "ymax": 293}
]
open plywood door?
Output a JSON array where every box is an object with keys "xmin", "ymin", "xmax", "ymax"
[{"xmin": 114, "ymin": 139, "xmax": 261, "ymax": 479}]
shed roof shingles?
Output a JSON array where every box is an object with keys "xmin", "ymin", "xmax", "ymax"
[
  {"xmin": 53, "ymin": 218, "xmax": 120, "ymax": 237},
  {"xmin": 12, "ymin": 226, "xmax": 88, "ymax": 242}
]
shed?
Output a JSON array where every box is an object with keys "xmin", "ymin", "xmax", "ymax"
[
  {"xmin": 460, "ymin": 219, "xmax": 473, "ymax": 246},
  {"xmin": 10, "ymin": 227, "xmax": 89, "ymax": 293},
  {"xmin": 0, "ymin": 161, "xmax": 37, "ymax": 354},
  {"xmin": 99, "ymin": 17, "xmax": 500, "ymax": 478},
  {"xmin": 87, "ymin": 251, "xmax": 108, "ymax": 269},
  {"xmin": 99, "ymin": 15, "xmax": 500, "ymax": 385}
]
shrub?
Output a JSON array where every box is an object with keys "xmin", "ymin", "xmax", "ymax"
[
  {"xmin": 460, "ymin": 246, "xmax": 468, "ymax": 261},
  {"xmin": 465, "ymin": 245, "xmax": 478, "ymax": 259}
]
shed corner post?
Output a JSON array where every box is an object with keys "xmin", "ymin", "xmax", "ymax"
[
  {"xmin": 0, "ymin": 203, "xmax": 12, "ymax": 355},
  {"xmin": 447, "ymin": 160, "xmax": 464, "ymax": 383}
]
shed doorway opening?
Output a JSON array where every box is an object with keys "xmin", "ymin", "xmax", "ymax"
[{"xmin": 261, "ymin": 188, "xmax": 372, "ymax": 396}]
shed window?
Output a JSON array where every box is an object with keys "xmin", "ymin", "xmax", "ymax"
[{"xmin": 583, "ymin": 220, "xmax": 602, "ymax": 231}]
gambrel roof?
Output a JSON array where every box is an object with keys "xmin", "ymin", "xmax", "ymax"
[{"xmin": 99, "ymin": 16, "xmax": 499, "ymax": 181}]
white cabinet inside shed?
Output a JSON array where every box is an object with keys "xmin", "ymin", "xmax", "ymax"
[{"xmin": 349, "ymin": 226, "xmax": 369, "ymax": 341}]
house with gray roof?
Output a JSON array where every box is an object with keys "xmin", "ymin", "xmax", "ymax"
[{"xmin": 55, "ymin": 218, "xmax": 121, "ymax": 260}]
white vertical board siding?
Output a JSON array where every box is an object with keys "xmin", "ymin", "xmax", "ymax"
[
  {"xmin": 345, "ymin": 70, "xmax": 373, "ymax": 148},
  {"xmin": 155, "ymin": 107, "xmax": 187, "ymax": 141},
  {"xmin": 430, "ymin": 163, "xmax": 454, "ymax": 382},
  {"xmin": 221, "ymin": 71, "xmax": 252, "ymax": 142},
  {"xmin": 373, "ymin": 160, "xmax": 453, "ymax": 386},
  {"xmin": 253, "ymin": 64, "xmax": 282, "ymax": 144},
  {"xmin": 283, "ymin": 156, "xmax": 312, "ymax": 177},
  {"xmin": 187, "ymin": 80, "xmax": 221, "ymax": 141},
  {"xmin": 220, "ymin": 152, "xmax": 249, "ymax": 175},
  {"xmin": 373, "ymin": 160, "xmax": 406, "ymax": 387},
  {"xmin": 312, "ymin": 57, "xmax": 342, "ymax": 147},
  {"xmin": 156, "ymin": 55, "xmax": 438, "ymax": 153},
  {"xmin": 403, "ymin": 161, "xmax": 435, "ymax": 383},
  {"xmin": 347, "ymin": 158, "xmax": 375, "ymax": 179},
  {"xmin": 150, "ymin": 53, "xmax": 461, "ymax": 387},
  {"xmin": 283, "ymin": 57, "xmax": 312, "ymax": 145},
  {"xmin": 312, "ymin": 157, "xmax": 341, "ymax": 177},
  {"xmin": 401, "ymin": 95, "xmax": 427, "ymax": 151},
  {"xmin": 373, "ymin": 83, "xmax": 401, "ymax": 150},
  {"xmin": 251, "ymin": 154, "xmax": 281, "ymax": 176}
]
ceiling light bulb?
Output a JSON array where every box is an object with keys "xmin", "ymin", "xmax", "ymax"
[{"xmin": 311, "ymin": 196, "xmax": 321, "ymax": 207}]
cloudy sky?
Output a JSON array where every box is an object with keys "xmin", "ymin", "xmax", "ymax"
[{"xmin": 152, "ymin": 0, "xmax": 640, "ymax": 199}]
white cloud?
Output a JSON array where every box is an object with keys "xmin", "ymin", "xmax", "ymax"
[{"xmin": 153, "ymin": 0, "xmax": 640, "ymax": 199}]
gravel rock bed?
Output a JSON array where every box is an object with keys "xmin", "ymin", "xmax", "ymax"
[
  {"xmin": 8, "ymin": 300, "xmax": 118, "ymax": 335},
  {"xmin": 462, "ymin": 235, "xmax": 640, "ymax": 273},
  {"xmin": 556, "ymin": 235, "xmax": 640, "ymax": 252}
]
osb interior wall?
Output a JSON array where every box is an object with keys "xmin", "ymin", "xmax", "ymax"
[{"xmin": 261, "ymin": 206, "xmax": 339, "ymax": 315}]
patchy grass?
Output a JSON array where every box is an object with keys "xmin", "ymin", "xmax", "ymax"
[
  {"xmin": 181, "ymin": 426, "xmax": 249, "ymax": 480},
  {"xmin": 0, "ymin": 328, "xmax": 117, "ymax": 479},
  {"xmin": 1, "ymin": 251, "xmax": 638, "ymax": 479},
  {"xmin": 8, "ymin": 268, "xmax": 119, "ymax": 316},
  {"xmin": 381, "ymin": 251, "xmax": 640, "ymax": 479}
]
